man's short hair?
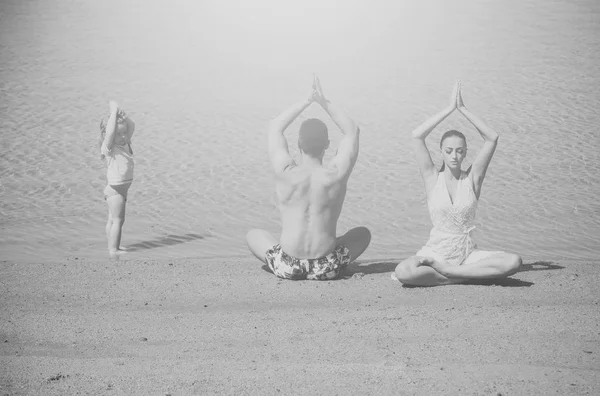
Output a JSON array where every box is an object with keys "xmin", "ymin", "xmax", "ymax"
[{"xmin": 298, "ymin": 118, "xmax": 328, "ymax": 157}]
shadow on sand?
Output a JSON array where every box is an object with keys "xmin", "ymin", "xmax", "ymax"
[
  {"xmin": 260, "ymin": 259, "xmax": 563, "ymax": 285},
  {"xmin": 452, "ymin": 261, "xmax": 564, "ymax": 287},
  {"xmin": 260, "ymin": 259, "xmax": 399, "ymax": 279},
  {"xmin": 398, "ymin": 277, "xmax": 535, "ymax": 288},
  {"xmin": 519, "ymin": 261, "xmax": 565, "ymax": 272},
  {"xmin": 125, "ymin": 233, "xmax": 205, "ymax": 252},
  {"xmin": 463, "ymin": 278, "xmax": 534, "ymax": 287},
  {"xmin": 343, "ymin": 260, "xmax": 399, "ymax": 277},
  {"xmin": 399, "ymin": 260, "xmax": 565, "ymax": 288}
]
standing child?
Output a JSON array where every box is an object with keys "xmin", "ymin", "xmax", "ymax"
[{"xmin": 99, "ymin": 100, "xmax": 135, "ymax": 259}]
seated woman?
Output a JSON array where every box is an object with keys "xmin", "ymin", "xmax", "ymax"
[{"xmin": 394, "ymin": 81, "xmax": 522, "ymax": 286}]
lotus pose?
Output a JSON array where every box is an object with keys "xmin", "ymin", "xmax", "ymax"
[
  {"xmin": 99, "ymin": 100, "xmax": 135, "ymax": 259},
  {"xmin": 394, "ymin": 81, "xmax": 522, "ymax": 286},
  {"xmin": 246, "ymin": 75, "xmax": 371, "ymax": 280}
]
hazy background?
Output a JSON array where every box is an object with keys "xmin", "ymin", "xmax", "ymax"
[{"xmin": 1, "ymin": 0, "xmax": 599, "ymax": 263}]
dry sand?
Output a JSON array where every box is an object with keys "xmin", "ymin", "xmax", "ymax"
[{"xmin": 1, "ymin": 257, "xmax": 598, "ymax": 395}]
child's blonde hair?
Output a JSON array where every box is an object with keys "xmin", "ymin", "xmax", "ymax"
[{"xmin": 98, "ymin": 109, "xmax": 128, "ymax": 160}]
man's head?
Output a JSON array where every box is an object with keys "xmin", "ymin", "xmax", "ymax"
[{"xmin": 298, "ymin": 118, "xmax": 329, "ymax": 158}]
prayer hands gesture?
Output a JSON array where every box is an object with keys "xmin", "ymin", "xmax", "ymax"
[
  {"xmin": 450, "ymin": 80, "xmax": 466, "ymax": 111},
  {"xmin": 456, "ymin": 80, "xmax": 466, "ymax": 111},
  {"xmin": 449, "ymin": 80, "xmax": 466, "ymax": 112},
  {"xmin": 311, "ymin": 74, "xmax": 328, "ymax": 106}
]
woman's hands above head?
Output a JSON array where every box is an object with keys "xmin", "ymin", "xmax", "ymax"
[
  {"xmin": 448, "ymin": 80, "xmax": 460, "ymax": 112},
  {"xmin": 456, "ymin": 80, "xmax": 466, "ymax": 111}
]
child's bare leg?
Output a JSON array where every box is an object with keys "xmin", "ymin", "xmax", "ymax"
[
  {"xmin": 105, "ymin": 207, "xmax": 112, "ymax": 244},
  {"xmin": 106, "ymin": 194, "xmax": 126, "ymax": 258}
]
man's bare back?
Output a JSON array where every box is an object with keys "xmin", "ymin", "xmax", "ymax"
[
  {"xmin": 246, "ymin": 75, "xmax": 371, "ymax": 280},
  {"xmin": 277, "ymin": 162, "xmax": 348, "ymax": 258}
]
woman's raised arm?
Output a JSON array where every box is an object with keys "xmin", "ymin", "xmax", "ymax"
[
  {"xmin": 457, "ymin": 82, "xmax": 498, "ymax": 198},
  {"xmin": 412, "ymin": 81, "xmax": 459, "ymax": 183}
]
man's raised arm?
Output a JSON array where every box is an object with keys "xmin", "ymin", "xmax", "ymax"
[
  {"xmin": 313, "ymin": 76, "xmax": 359, "ymax": 177},
  {"xmin": 268, "ymin": 93, "xmax": 314, "ymax": 174}
]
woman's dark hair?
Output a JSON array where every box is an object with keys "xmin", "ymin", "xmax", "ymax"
[
  {"xmin": 439, "ymin": 129, "xmax": 466, "ymax": 148},
  {"xmin": 439, "ymin": 130, "xmax": 467, "ymax": 172}
]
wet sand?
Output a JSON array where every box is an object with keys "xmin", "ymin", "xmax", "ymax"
[{"xmin": 1, "ymin": 257, "xmax": 598, "ymax": 395}]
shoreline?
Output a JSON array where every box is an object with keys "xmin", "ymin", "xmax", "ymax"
[{"xmin": 1, "ymin": 257, "xmax": 599, "ymax": 395}]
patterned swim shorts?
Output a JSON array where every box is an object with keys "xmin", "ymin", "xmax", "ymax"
[{"xmin": 265, "ymin": 244, "xmax": 352, "ymax": 280}]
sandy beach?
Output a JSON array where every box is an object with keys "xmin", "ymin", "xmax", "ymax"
[
  {"xmin": 1, "ymin": 257, "xmax": 598, "ymax": 395},
  {"xmin": 1, "ymin": 0, "xmax": 600, "ymax": 394}
]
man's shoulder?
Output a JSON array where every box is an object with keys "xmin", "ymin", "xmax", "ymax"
[
  {"xmin": 277, "ymin": 164, "xmax": 349, "ymax": 186},
  {"xmin": 320, "ymin": 162, "xmax": 354, "ymax": 183}
]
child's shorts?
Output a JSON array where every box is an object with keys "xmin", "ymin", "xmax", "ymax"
[{"xmin": 103, "ymin": 182, "xmax": 132, "ymax": 201}]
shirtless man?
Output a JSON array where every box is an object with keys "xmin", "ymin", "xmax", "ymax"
[{"xmin": 246, "ymin": 76, "xmax": 371, "ymax": 280}]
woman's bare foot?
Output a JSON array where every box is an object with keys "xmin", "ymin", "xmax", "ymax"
[
  {"xmin": 416, "ymin": 257, "xmax": 435, "ymax": 267},
  {"xmin": 416, "ymin": 256, "xmax": 451, "ymax": 277}
]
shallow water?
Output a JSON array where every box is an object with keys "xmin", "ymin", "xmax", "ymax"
[{"xmin": 1, "ymin": 0, "xmax": 599, "ymax": 263}]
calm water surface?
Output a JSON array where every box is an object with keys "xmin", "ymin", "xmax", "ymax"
[{"xmin": 1, "ymin": 0, "xmax": 599, "ymax": 263}]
